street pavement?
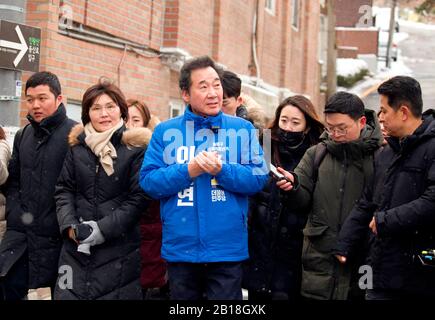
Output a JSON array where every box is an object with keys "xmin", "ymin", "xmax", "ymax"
[{"xmin": 362, "ymin": 19, "xmax": 435, "ymax": 112}]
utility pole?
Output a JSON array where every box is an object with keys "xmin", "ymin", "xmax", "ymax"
[
  {"xmin": 326, "ymin": 0, "xmax": 337, "ymax": 100},
  {"xmin": 386, "ymin": 0, "xmax": 397, "ymax": 68},
  {"xmin": 0, "ymin": 0, "xmax": 26, "ymax": 126}
]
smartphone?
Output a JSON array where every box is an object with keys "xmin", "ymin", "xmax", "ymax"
[
  {"xmin": 270, "ymin": 163, "xmax": 285, "ymax": 180},
  {"xmin": 73, "ymin": 223, "xmax": 93, "ymax": 241}
]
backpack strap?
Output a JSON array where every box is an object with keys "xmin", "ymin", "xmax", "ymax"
[
  {"xmin": 312, "ymin": 143, "xmax": 327, "ymax": 184},
  {"xmin": 14, "ymin": 124, "xmax": 30, "ymax": 149}
]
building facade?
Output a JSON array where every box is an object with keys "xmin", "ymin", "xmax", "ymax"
[{"xmin": 14, "ymin": 0, "xmax": 322, "ymax": 124}]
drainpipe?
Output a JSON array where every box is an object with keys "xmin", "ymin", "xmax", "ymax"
[
  {"xmin": 117, "ymin": 45, "xmax": 127, "ymax": 88},
  {"xmin": 252, "ymin": 0, "xmax": 260, "ymax": 85}
]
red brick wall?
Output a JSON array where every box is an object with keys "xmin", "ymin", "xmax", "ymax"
[
  {"xmin": 335, "ymin": 0, "xmax": 373, "ymax": 27},
  {"xmin": 212, "ymin": 0, "xmax": 253, "ymax": 75},
  {"xmin": 177, "ymin": 0, "xmax": 214, "ymax": 57},
  {"xmin": 256, "ymin": 0, "xmax": 285, "ymax": 87},
  {"xmin": 337, "ymin": 47, "xmax": 359, "ymax": 59},
  {"xmin": 287, "ymin": 1, "xmax": 311, "ymax": 99},
  {"xmin": 21, "ymin": 0, "xmax": 321, "ymax": 123},
  {"xmin": 24, "ymin": 0, "xmax": 169, "ymax": 123},
  {"xmin": 302, "ymin": 0, "xmax": 321, "ymax": 108},
  {"xmin": 163, "ymin": 0, "xmax": 179, "ymax": 48},
  {"xmin": 336, "ymin": 29, "xmax": 379, "ymax": 55}
]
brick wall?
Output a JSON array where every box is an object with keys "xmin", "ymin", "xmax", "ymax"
[
  {"xmin": 211, "ymin": 0, "xmax": 253, "ymax": 75},
  {"xmin": 177, "ymin": 0, "xmax": 214, "ymax": 57},
  {"xmin": 20, "ymin": 0, "xmax": 322, "ymax": 124},
  {"xmin": 335, "ymin": 0, "xmax": 373, "ymax": 27},
  {"xmin": 336, "ymin": 29, "xmax": 379, "ymax": 55},
  {"xmin": 23, "ymin": 0, "xmax": 169, "ymax": 123}
]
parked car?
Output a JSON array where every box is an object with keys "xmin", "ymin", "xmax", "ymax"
[{"xmin": 378, "ymin": 30, "xmax": 398, "ymax": 61}]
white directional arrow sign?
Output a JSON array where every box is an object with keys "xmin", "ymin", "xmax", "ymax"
[{"xmin": 0, "ymin": 25, "xmax": 28, "ymax": 67}]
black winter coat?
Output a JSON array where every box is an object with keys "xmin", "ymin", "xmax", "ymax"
[
  {"xmin": 243, "ymin": 134, "xmax": 315, "ymax": 298},
  {"xmin": 335, "ymin": 110, "xmax": 435, "ymax": 296},
  {"xmin": 0, "ymin": 104, "xmax": 76, "ymax": 288},
  {"xmin": 53, "ymin": 125, "xmax": 150, "ymax": 300}
]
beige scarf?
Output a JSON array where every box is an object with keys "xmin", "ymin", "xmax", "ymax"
[{"xmin": 84, "ymin": 120, "xmax": 124, "ymax": 176}]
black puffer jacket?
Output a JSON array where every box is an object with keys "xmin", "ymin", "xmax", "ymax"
[
  {"xmin": 243, "ymin": 132, "xmax": 318, "ymax": 298},
  {"xmin": 0, "ymin": 104, "xmax": 76, "ymax": 288},
  {"xmin": 53, "ymin": 124, "xmax": 150, "ymax": 300},
  {"xmin": 335, "ymin": 110, "xmax": 435, "ymax": 295}
]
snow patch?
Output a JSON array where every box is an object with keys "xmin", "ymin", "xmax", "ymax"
[
  {"xmin": 337, "ymin": 58, "xmax": 369, "ymax": 77},
  {"xmin": 398, "ymin": 19, "xmax": 435, "ymax": 31}
]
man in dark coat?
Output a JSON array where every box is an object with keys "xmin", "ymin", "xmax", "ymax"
[
  {"xmin": 280, "ymin": 92, "xmax": 383, "ymax": 300},
  {"xmin": 335, "ymin": 76, "xmax": 435, "ymax": 299},
  {"xmin": 220, "ymin": 70, "xmax": 250, "ymax": 121},
  {"xmin": 0, "ymin": 71, "xmax": 76, "ymax": 300}
]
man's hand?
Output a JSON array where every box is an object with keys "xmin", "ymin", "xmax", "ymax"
[
  {"xmin": 188, "ymin": 157, "xmax": 205, "ymax": 178},
  {"xmin": 369, "ymin": 217, "xmax": 377, "ymax": 235},
  {"xmin": 195, "ymin": 151, "xmax": 222, "ymax": 176},
  {"xmin": 276, "ymin": 167, "xmax": 295, "ymax": 192},
  {"xmin": 335, "ymin": 255, "xmax": 347, "ymax": 264},
  {"xmin": 68, "ymin": 227, "xmax": 79, "ymax": 244}
]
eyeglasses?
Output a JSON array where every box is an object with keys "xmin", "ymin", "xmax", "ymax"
[
  {"xmin": 324, "ymin": 121, "xmax": 357, "ymax": 136},
  {"xmin": 90, "ymin": 103, "xmax": 119, "ymax": 114}
]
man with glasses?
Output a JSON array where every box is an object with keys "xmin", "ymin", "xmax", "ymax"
[{"xmin": 280, "ymin": 91, "xmax": 383, "ymax": 300}]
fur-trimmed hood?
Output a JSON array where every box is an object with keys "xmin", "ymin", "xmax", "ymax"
[
  {"xmin": 240, "ymin": 93, "xmax": 268, "ymax": 130},
  {"xmin": 68, "ymin": 124, "xmax": 152, "ymax": 148}
]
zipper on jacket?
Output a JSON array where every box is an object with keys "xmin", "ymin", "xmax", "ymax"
[
  {"xmin": 337, "ymin": 152, "xmax": 348, "ymax": 229},
  {"xmin": 94, "ymin": 164, "xmax": 99, "ymax": 221}
]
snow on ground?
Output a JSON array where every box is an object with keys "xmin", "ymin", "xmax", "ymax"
[
  {"xmin": 336, "ymin": 58, "xmax": 369, "ymax": 77},
  {"xmin": 341, "ymin": 58, "xmax": 413, "ymax": 97},
  {"xmin": 398, "ymin": 19, "xmax": 435, "ymax": 31},
  {"xmin": 393, "ymin": 32, "xmax": 409, "ymax": 44},
  {"xmin": 377, "ymin": 57, "xmax": 413, "ymax": 77}
]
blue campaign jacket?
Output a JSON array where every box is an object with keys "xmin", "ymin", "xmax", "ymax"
[{"xmin": 140, "ymin": 107, "xmax": 268, "ymax": 263}]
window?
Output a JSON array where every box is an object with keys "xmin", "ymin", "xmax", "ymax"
[
  {"xmin": 66, "ymin": 101, "xmax": 82, "ymax": 123},
  {"xmin": 292, "ymin": 0, "xmax": 300, "ymax": 29},
  {"xmin": 169, "ymin": 100, "xmax": 185, "ymax": 118},
  {"xmin": 265, "ymin": 0, "xmax": 276, "ymax": 15}
]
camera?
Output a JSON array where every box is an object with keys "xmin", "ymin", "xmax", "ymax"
[{"xmin": 73, "ymin": 223, "xmax": 93, "ymax": 241}]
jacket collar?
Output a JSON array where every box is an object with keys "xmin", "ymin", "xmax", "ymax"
[
  {"xmin": 321, "ymin": 109, "xmax": 383, "ymax": 161},
  {"xmin": 183, "ymin": 105, "xmax": 223, "ymax": 131},
  {"xmin": 387, "ymin": 108, "xmax": 435, "ymax": 153},
  {"xmin": 76, "ymin": 124, "xmax": 126, "ymax": 147},
  {"xmin": 27, "ymin": 103, "xmax": 67, "ymax": 137}
]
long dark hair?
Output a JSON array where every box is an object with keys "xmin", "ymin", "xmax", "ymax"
[
  {"xmin": 269, "ymin": 95, "xmax": 324, "ymax": 146},
  {"xmin": 127, "ymin": 99, "xmax": 151, "ymax": 128}
]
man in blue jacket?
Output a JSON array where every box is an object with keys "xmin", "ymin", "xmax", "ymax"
[{"xmin": 140, "ymin": 56, "xmax": 268, "ymax": 300}]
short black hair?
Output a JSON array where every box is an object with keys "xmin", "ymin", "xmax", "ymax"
[
  {"xmin": 25, "ymin": 71, "xmax": 61, "ymax": 98},
  {"xmin": 324, "ymin": 91, "xmax": 365, "ymax": 120},
  {"xmin": 179, "ymin": 55, "xmax": 222, "ymax": 92},
  {"xmin": 221, "ymin": 70, "xmax": 241, "ymax": 99},
  {"xmin": 377, "ymin": 76, "xmax": 422, "ymax": 117}
]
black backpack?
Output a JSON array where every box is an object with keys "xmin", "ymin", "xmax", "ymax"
[{"xmin": 312, "ymin": 143, "xmax": 383, "ymax": 183}]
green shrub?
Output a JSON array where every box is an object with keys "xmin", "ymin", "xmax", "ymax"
[{"xmin": 337, "ymin": 68, "xmax": 369, "ymax": 88}]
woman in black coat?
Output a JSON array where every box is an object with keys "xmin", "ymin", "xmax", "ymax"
[
  {"xmin": 54, "ymin": 80, "xmax": 150, "ymax": 300},
  {"xmin": 243, "ymin": 95, "xmax": 324, "ymax": 301}
]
